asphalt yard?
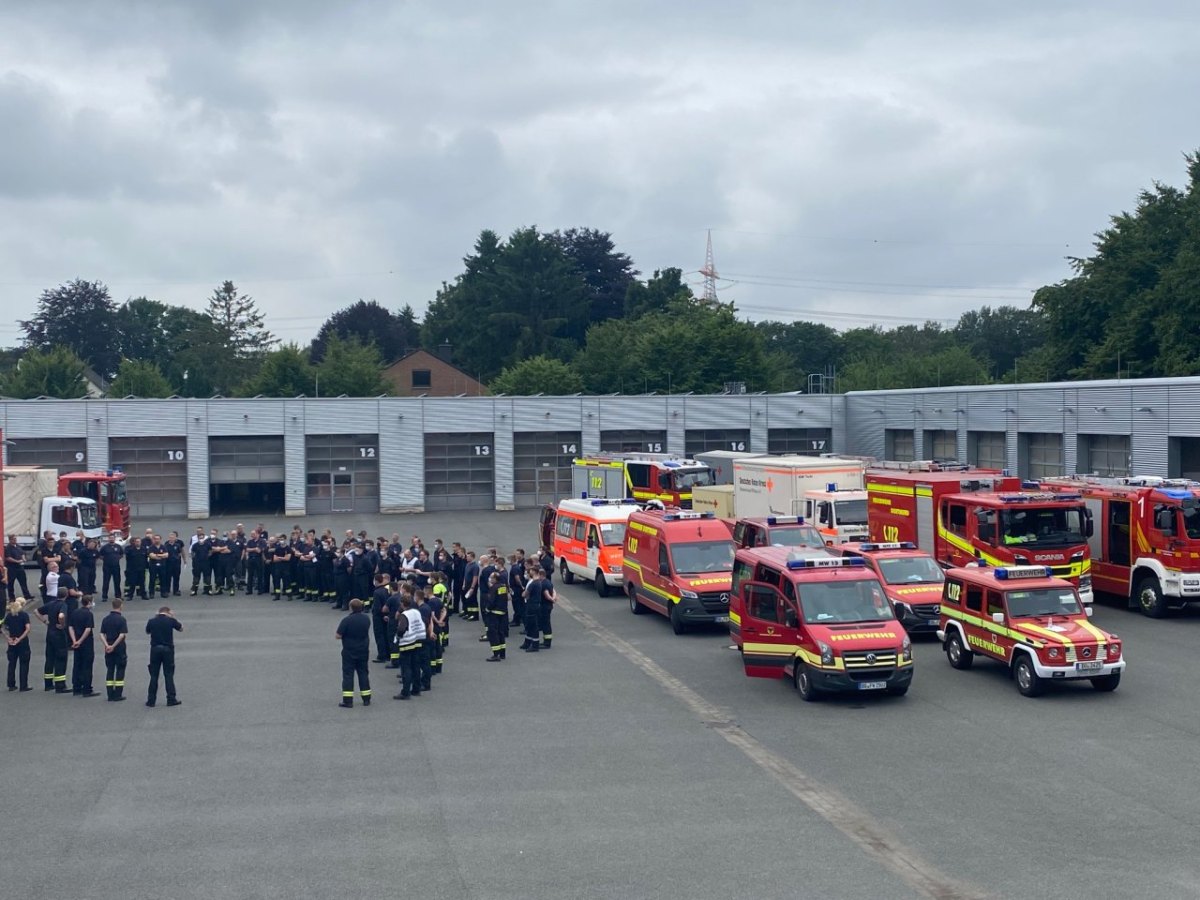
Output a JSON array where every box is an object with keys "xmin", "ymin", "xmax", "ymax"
[{"xmin": 2, "ymin": 510, "xmax": 1199, "ymax": 899}]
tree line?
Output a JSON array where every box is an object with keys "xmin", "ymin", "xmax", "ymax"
[{"xmin": 4, "ymin": 151, "xmax": 1198, "ymax": 399}]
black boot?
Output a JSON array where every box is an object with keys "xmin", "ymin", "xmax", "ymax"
[
  {"xmin": 339, "ymin": 698, "xmax": 353, "ymax": 708},
  {"xmin": 486, "ymin": 653, "xmax": 502, "ymax": 662}
]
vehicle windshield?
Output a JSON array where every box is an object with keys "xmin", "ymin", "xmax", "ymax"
[
  {"xmin": 77, "ymin": 504, "xmax": 100, "ymax": 529},
  {"xmin": 599, "ymin": 523, "xmax": 626, "ymax": 546},
  {"xmin": 767, "ymin": 525, "xmax": 826, "ymax": 549},
  {"xmin": 999, "ymin": 506, "xmax": 1086, "ymax": 548},
  {"xmin": 833, "ymin": 499, "xmax": 868, "ymax": 525},
  {"xmin": 674, "ymin": 468, "xmax": 715, "ymax": 490},
  {"xmin": 1179, "ymin": 501, "xmax": 1200, "ymax": 540},
  {"xmin": 875, "ymin": 556, "xmax": 945, "ymax": 585},
  {"xmin": 670, "ymin": 540, "xmax": 734, "ymax": 574},
  {"xmin": 1005, "ymin": 587, "xmax": 1083, "ymax": 617},
  {"xmin": 801, "ymin": 579, "xmax": 896, "ymax": 624}
]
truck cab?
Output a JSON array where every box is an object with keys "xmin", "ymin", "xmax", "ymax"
[
  {"xmin": 729, "ymin": 548, "xmax": 913, "ymax": 700},
  {"xmin": 573, "ymin": 454, "xmax": 714, "ymax": 509},
  {"xmin": 730, "ymin": 516, "xmax": 830, "ymax": 553},
  {"xmin": 624, "ymin": 508, "xmax": 735, "ymax": 634},
  {"xmin": 802, "ymin": 486, "xmax": 869, "ymax": 545},
  {"xmin": 840, "ymin": 542, "xmax": 945, "ymax": 634},
  {"xmin": 938, "ymin": 564, "xmax": 1124, "ymax": 697},
  {"xmin": 59, "ymin": 471, "xmax": 130, "ymax": 539}
]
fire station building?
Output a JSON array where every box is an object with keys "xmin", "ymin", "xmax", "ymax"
[{"xmin": 1, "ymin": 376, "xmax": 1197, "ymax": 518}]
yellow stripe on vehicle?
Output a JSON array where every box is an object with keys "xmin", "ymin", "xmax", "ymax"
[
  {"xmin": 916, "ymin": 487, "xmax": 934, "ymax": 498},
  {"xmin": 866, "ymin": 483, "xmax": 916, "ymax": 497},
  {"xmin": 728, "ymin": 611, "xmax": 742, "ymax": 625}
]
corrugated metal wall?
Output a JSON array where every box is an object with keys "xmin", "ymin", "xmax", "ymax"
[{"xmin": 5, "ymin": 379, "xmax": 1200, "ymax": 517}]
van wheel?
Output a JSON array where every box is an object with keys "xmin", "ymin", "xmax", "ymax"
[
  {"xmin": 595, "ymin": 570, "xmax": 610, "ymax": 597},
  {"xmin": 669, "ymin": 602, "xmax": 687, "ymax": 635},
  {"xmin": 945, "ymin": 631, "xmax": 973, "ymax": 670},
  {"xmin": 1135, "ymin": 575, "xmax": 1167, "ymax": 618},
  {"xmin": 794, "ymin": 664, "xmax": 821, "ymax": 702},
  {"xmin": 559, "ymin": 560, "xmax": 574, "ymax": 585},
  {"xmin": 1013, "ymin": 653, "xmax": 1043, "ymax": 697},
  {"xmin": 628, "ymin": 584, "xmax": 643, "ymax": 615},
  {"xmin": 1091, "ymin": 672, "xmax": 1121, "ymax": 692}
]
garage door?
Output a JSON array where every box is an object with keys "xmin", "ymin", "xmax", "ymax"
[
  {"xmin": 109, "ymin": 436, "xmax": 188, "ymax": 519},
  {"xmin": 684, "ymin": 428, "xmax": 751, "ymax": 456},
  {"xmin": 7, "ymin": 437, "xmax": 87, "ymax": 475},
  {"xmin": 424, "ymin": 432, "xmax": 495, "ymax": 511},
  {"xmin": 209, "ymin": 436, "xmax": 285, "ymax": 515},
  {"xmin": 600, "ymin": 429, "xmax": 668, "ymax": 454},
  {"xmin": 306, "ymin": 434, "xmax": 380, "ymax": 515},
  {"xmin": 514, "ymin": 431, "xmax": 580, "ymax": 508},
  {"xmin": 767, "ymin": 428, "xmax": 832, "ymax": 456}
]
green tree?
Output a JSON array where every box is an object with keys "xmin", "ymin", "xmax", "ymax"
[
  {"xmin": 20, "ymin": 279, "xmax": 120, "ymax": 377},
  {"xmin": 753, "ymin": 320, "xmax": 842, "ymax": 391},
  {"xmin": 952, "ymin": 305, "xmax": 1047, "ymax": 381},
  {"xmin": 1, "ymin": 346, "xmax": 88, "ymax": 399},
  {"xmin": 550, "ymin": 227, "xmax": 637, "ymax": 332},
  {"xmin": 573, "ymin": 317, "xmax": 647, "ymax": 393},
  {"xmin": 310, "ymin": 299, "xmax": 415, "ymax": 364},
  {"xmin": 108, "ymin": 359, "xmax": 173, "ymax": 397},
  {"xmin": 315, "ymin": 334, "xmax": 390, "ymax": 397},
  {"xmin": 837, "ymin": 346, "xmax": 989, "ymax": 391},
  {"xmin": 205, "ymin": 281, "xmax": 276, "ymax": 388},
  {"xmin": 491, "ymin": 355, "xmax": 584, "ymax": 395},
  {"xmin": 240, "ymin": 344, "xmax": 315, "ymax": 397},
  {"xmin": 623, "ymin": 268, "xmax": 692, "ymax": 320}
]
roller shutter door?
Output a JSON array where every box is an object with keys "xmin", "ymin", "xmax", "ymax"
[
  {"xmin": 306, "ymin": 434, "xmax": 380, "ymax": 515},
  {"xmin": 424, "ymin": 432, "xmax": 495, "ymax": 511},
  {"xmin": 599, "ymin": 429, "xmax": 667, "ymax": 454},
  {"xmin": 684, "ymin": 428, "xmax": 751, "ymax": 456},
  {"xmin": 109, "ymin": 436, "xmax": 188, "ymax": 519},
  {"xmin": 7, "ymin": 438, "xmax": 87, "ymax": 476},
  {"xmin": 208, "ymin": 436, "xmax": 286, "ymax": 515},
  {"xmin": 767, "ymin": 428, "xmax": 832, "ymax": 456},
  {"xmin": 514, "ymin": 431, "xmax": 580, "ymax": 508}
]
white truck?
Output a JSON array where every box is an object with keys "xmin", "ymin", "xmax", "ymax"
[
  {"xmin": 732, "ymin": 456, "xmax": 868, "ymax": 545},
  {"xmin": 694, "ymin": 450, "xmax": 765, "ymax": 485},
  {"xmin": 3, "ymin": 467, "xmax": 105, "ymax": 561}
]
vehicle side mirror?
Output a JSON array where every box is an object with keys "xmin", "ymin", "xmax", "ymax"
[
  {"xmin": 1085, "ymin": 606, "xmax": 1094, "ymax": 618},
  {"xmin": 991, "ymin": 612, "xmax": 1005, "ymax": 625},
  {"xmin": 587, "ymin": 538, "xmax": 595, "ymax": 549},
  {"xmin": 659, "ymin": 563, "xmax": 670, "ymax": 577},
  {"xmin": 659, "ymin": 474, "xmax": 672, "ymax": 489},
  {"xmin": 1085, "ymin": 518, "xmax": 1094, "ymax": 538},
  {"xmin": 784, "ymin": 608, "xmax": 798, "ymax": 628}
]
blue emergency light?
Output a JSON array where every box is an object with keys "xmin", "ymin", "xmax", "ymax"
[
  {"xmin": 786, "ymin": 556, "xmax": 867, "ymax": 570},
  {"xmin": 826, "ymin": 482, "xmax": 838, "ymax": 492},
  {"xmin": 993, "ymin": 566, "xmax": 1052, "ymax": 580},
  {"xmin": 765, "ymin": 516, "xmax": 804, "ymax": 526}
]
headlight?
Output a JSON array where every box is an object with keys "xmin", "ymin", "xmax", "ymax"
[
  {"xmin": 1080, "ymin": 574, "xmax": 1092, "ymax": 591},
  {"xmin": 817, "ymin": 640, "xmax": 834, "ymax": 667},
  {"xmin": 1107, "ymin": 641, "xmax": 1121, "ymax": 660},
  {"xmin": 1047, "ymin": 646, "xmax": 1061, "ymax": 660},
  {"xmin": 902, "ymin": 635, "xmax": 912, "ymax": 662},
  {"xmin": 680, "ymin": 589, "xmax": 698, "ymax": 600},
  {"xmin": 608, "ymin": 565, "xmax": 621, "ymax": 573}
]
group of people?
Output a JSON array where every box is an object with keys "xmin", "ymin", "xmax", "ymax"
[{"xmin": 3, "ymin": 523, "xmax": 564, "ymax": 710}]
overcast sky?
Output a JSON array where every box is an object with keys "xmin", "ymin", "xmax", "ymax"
[{"xmin": 1, "ymin": 1, "xmax": 1197, "ymax": 348}]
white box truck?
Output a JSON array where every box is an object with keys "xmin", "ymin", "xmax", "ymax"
[
  {"xmin": 691, "ymin": 484, "xmax": 735, "ymax": 518},
  {"xmin": 694, "ymin": 450, "xmax": 765, "ymax": 486},
  {"xmin": 3, "ymin": 467, "xmax": 105, "ymax": 560},
  {"xmin": 732, "ymin": 456, "xmax": 866, "ymax": 520}
]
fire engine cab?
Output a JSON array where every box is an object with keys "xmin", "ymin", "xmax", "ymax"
[
  {"xmin": 866, "ymin": 461, "xmax": 1094, "ymax": 605},
  {"xmin": 729, "ymin": 548, "xmax": 913, "ymax": 700},
  {"xmin": 938, "ymin": 564, "xmax": 1123, "ymax": 697},
  {"xmin": 1041, "ymin": 475, "xmax": 1200, "ymax": 617},
  {"xmin": 573, "ymin": 454, "xmax": 714, "ymax": 509},
  {"xmin": 840, "ymin": 542, "xmax": 945, "ymax": 635},
  {"xmin": 59, "ymin": 470, "xmax": 130, "ymax": 538},
  {"xmin": 729, "ymin": 516, "xmax": 829, "ymax": 552}
]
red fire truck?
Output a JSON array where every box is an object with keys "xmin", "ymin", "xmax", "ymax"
[
  {"xmin": 1041, "ymin": 475, "xmax": 1200, "ymax": 617},
  {"xmin": 58, "ymin": 470, "xmax": 131, "ymax": 538},
  {"xmin": 865, "ymin": 462, "xmax": 1094, "ymax": 604}
]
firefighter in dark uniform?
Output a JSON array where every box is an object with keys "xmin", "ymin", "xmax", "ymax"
[
  {"xmin": 428, "ymin": 576, "xmax": 448, "ymax": 673},
  {"xmin": 509, "ymin": 551, "xmax": 527, "ymax": 627},
  {"xmin": 5, "ymin": 598, "xmax": 33, "ymax": 692},
  {"xmin": 6, "ymin": 535, "xmax": 33, "ymax": 602},
  {"xmin": 101, "ymin": 597, "xmax": 128, "ymax": 701},
  {"xmin": 77, "ymin": 538, "xmax": 98, "ymax": 596},
  {"xmin": 271, "ymin": 535, "xmax": 292, "ymax": 600},
  {"xmin": 145, "ymin": 605, "xmax": 183, "ymax": 707},
  {"xmin": 99, "ymin": 533, "xmax": 123, "ymax": 602},
  {"xmin": 68, "ymin": 595, "xmax": 97, "ymax": 697},
  {"xmin": 372, "ymin": 575, "xmax": 392, "ymax": 664},
  {"xmin": 450, "ymin": 544, "xmax": 466, "ymax": 615},
  {"xmin": 244, "ymin": 530, "xmax": 265, "ymax": 596},
  {"xmin": 522, "ymin": 560, "xmax": 544, "ymax": 653},
  {"xmin": 336, "ymin": 598, "xmax": 372, "ymax": 707},
  {"xmin": 485, "ymin": 570, "xmax": 509, "ymax": 661},
  {"xmin": 352, "ymin": 542, "xmax": 373, "ymax": 604},
  {"xmin": 261, "ymin": 533, "xmax": 275, "ymax": 597},
  {"xmin": 147, "ymin": 535, "xmax": 168, "ymax": 599},
  {"xmin": 190, "ymin": 530, "xmax": 212, "ymax": 596},
  {"xmin": 124, "ymin": 537, "xmax": 148, "ymax": 600},
  {"xmin": 299, "ymin": 532, "xmax": 319, "ymax": 601},
  {"xmin": 477, "ymin": 553, "xmax": 497, "ymax": 638},
  {"xmin": 36, "ymin": 531, "xmax": 57, "ymax": 599},
  {"xmin": 333, "ymin": 545, "xmax": 351, "ymax": 610},
  {"xmin": 226, "ymin": 529, "xmax": 246, "ymax": 595},
  {"xmin": 537, "ymin": 567, "xmax": 556, "ymax": 649},
  {"xmin": 35, "ymin": 588, "xmax": 69, "ymax": 690},
  {"xmin": 164, "ymin": 531, "xmax": 185, "ymax": 597},
  {"xmin": 59, "ymin": 561, "xmax": 82, "ymax": 615},
  {"xmin": 462, "ymin": 551, "xmax": 480, "ymax": 620},
  {"xmin": 206, "ymin": 530, "xmax": 224, "ymax": 594},
  {"xmin": 287, "ymin": 529, "xmax": 303, "ymax": 598},
  {"xmin": 317, "ymin": 537, "xmax": 336, "ymax": 602}
]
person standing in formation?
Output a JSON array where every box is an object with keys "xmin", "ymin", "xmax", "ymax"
[
  {"xmin": 101, "ymin": 598, "xmax": 129, "ymax": 702},
  {"xmin": 6, "ymin": 535, "xmax": 33, "ymax": 602},
  {"xmin": 5, "ymin": 598, "xmax": 32, "ymax": 692},
  {"xmin": 99, "ymin": 532, "xmax": 123, "ymax": 602},
  {"xmin": 68, "ymin": 595, "xmax": 98, "ymax": 697},
  {"xmin": 146, "ymin": 606, "xmax": 183, "ymax": 708},
  {"xmin": 164, "ymin": 531, "xmax": 185, "ymax": 598},
  {"xmin": 36, "ymin": 572, "xmax": 69, "ymax": 692},
  {"xmin": 392, "ymin": 593, "xmax": 426, "ymax": 700},
  {"xmin": 336, "ymin": 598, "xmax": 372, "ymax": 708}
]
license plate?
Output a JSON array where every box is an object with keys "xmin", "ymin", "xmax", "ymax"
[
  {"xmin": 857, "ymin": 681, "xmax": 887, "ymax": 691},
  {"xmin": 714, "ymin": 615, "xmax": 730, "ymax": 623},
  {"xmin": 926, "ymin": 619, "xmax": 939, "ymax": 626},
  {"xmin": 1075, "ymin": 661, "xmax": 1103, "ymax": 672}
]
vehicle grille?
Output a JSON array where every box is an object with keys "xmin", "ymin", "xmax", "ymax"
[
  {"xmin": 911, "ymin": 603, "xmax": 940, "ymax": 618},
  {"xmin": 842, "ymin": 650, "xmax": 898, "ymax": 669},
  {"xmin": 1063, "ymin": 643, "xmax": 1104, "ymax": 664},
  {"xmin": 1050, "ymin": 565, "xmax": 1074, "ymax": 578},
  {"xmin": 699, "ymin": 591, "xmax": 730, "ymax": 613}
]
